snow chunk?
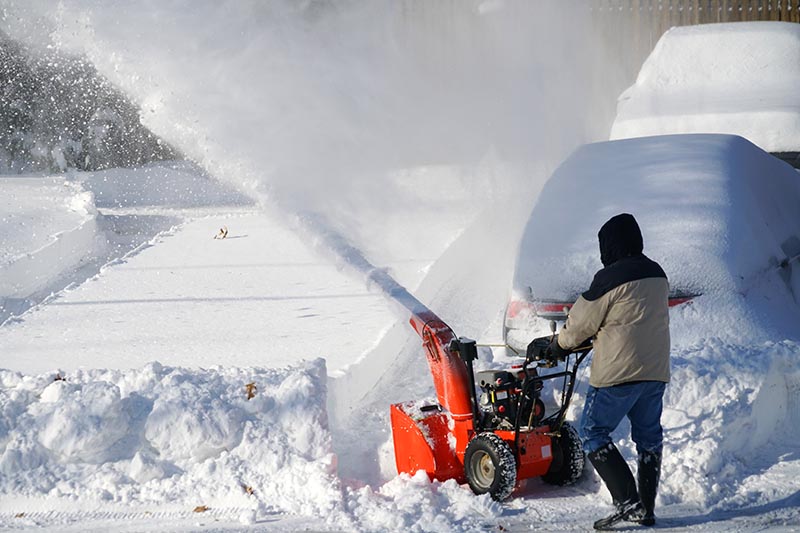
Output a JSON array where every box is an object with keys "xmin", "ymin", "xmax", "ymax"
[
  {"xmin": 37, "ymin": 380, "xmax": 132, "ymax": 464},
  {"xmin": 348, "ymin": 471, "xmax": 501, "ymax": 532},
  {"xmin": 144, "ymin": 375, "xmax": 246, "ymax": 465}
]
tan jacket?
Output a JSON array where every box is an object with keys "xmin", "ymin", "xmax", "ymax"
[{"xmin": 557, "ymin": 277, "xmax": 670, "ymax": 388}]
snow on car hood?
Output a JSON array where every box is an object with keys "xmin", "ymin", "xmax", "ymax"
[
  {"xmin": 513, "ymin": 134, "xmax": 800, "ymax": 326},
  {"xmin": 610, "ymin": 22, "xmax": 800, "ymax": 153}
]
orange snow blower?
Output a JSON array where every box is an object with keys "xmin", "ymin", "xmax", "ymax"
[{"xmin": 390, "ymin": 303, "xmax": 592, "ymax": 501}]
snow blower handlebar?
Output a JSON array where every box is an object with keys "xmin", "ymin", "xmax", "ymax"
[{"xmin": 518, "ymin": 336, "xmax": 593, "ymax": 437}]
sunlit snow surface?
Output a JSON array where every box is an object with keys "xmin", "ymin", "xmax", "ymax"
[
  {"xmin": 0, "ymin": 178, "xmax": 101, "ymax": 302},
  {"xmin": 1, "ymin": 3, "xmax": 800, "ymax": 533}
]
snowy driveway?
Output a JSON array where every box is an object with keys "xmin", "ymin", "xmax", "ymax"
[{"xmin": 0, "ymin": 210, "xmax": 397, "ymax": 374}]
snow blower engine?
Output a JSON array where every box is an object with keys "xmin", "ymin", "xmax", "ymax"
[{"xmin": 390, "ymin": 309, "xmax": 592, "ymax": 501}]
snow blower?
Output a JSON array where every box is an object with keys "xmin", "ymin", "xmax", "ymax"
[{"xmin": 390, "ymin": 301, "xmax": 592, "ymax": 501}]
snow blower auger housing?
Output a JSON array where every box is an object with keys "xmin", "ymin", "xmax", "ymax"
[{"xmin": 391, "ymin": 309, "xmax": 592, "ymax": 501}]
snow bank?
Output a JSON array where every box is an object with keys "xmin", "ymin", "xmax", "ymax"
[
  {"xmin": 656, "ymin": 339, "xmax": 800, "ymax": 509},
  {"xmin": 0, "ymin": 359, "xmax": 503, "ymax": 531},
  {"xmin": 610, "ymin": 22, "xmax": 800, "ymax": 153},
  {"xmin": 513, "ymin": 134, "xmax": 800, "ymax": 342},
  {"xmin": 0, "ymin": 177, "xmax": 103, "ymax": 303},
  {"xmin": 0, "ymin": 360, "xmax": 340, "ymax": 518}
]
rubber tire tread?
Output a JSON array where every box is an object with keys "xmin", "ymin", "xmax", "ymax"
[
  {"xmin": 464, "ymin": 433, "xmax": 517, "ymax": 501},
  {"xmin": 542, "ymin": 422, "xmax": 585, "ymax": 486}
]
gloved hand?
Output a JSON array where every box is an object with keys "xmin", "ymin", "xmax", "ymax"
[
  {"xmin": 526, "ymin": 336, "xmax": 550, "ymax": 362},
  {"xmin": 547, "ymin": 334, "xmax": 571, "ymax": 361}
]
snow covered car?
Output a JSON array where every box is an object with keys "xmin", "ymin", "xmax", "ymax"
[
  {"xmin": 504, "ymin": 133, "xmax": 800, "ymax": 353},
  {"xmin": 610, "ymin": 22, "xmax": 800, "ymax": 168}
]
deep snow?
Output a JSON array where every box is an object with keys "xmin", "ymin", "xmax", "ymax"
[{"xmin": 1, "ymin": 3, "xmax": 800, "ymax": 533}]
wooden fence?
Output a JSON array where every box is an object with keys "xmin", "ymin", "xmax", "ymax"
[
  {"xmin": 591, "ymin": 0, "xmax": 800, "ymax": 90},
  {"xmin": 592, "ymin": 0, "xmax": 800, "ymax": 25}
]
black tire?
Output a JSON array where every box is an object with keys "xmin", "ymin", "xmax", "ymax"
[
  {"xmin": 542, "ymin": 422, "xmax": 584, "ymax": 486},
  {"xmin": 464, "ymin": 433, "xmax": 517, "ymax": 501}
]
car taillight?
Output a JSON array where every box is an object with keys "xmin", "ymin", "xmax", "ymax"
[
  {"xmin": 668, "ymin": 296, "xmax": 694, "ymax": 307},
  {"xmin": 510, "ymin": 295, "xmax": 694, "ymax": 321},
  {"xmin": 506, "ymin": 300, "xmax": 533, "ymax": 318},
  {"xmin": 533, "ymin": 302, "xmax": 573, "ymax": 316}
]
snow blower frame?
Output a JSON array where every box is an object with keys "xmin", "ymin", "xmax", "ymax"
[{"xmin": 390, "ymin": 307, "xmax": 592, "ymax": 500}]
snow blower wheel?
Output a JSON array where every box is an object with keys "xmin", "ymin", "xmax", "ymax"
[
  {"xmin": 464, "ymin": 433, "xmax": 517, "ymax": 501},
  {"xmin": 542, "ymin": 422, "xmax": 584, "ymax": 486}
]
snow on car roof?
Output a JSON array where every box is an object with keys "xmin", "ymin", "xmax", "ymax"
[
  {"xmin": 610, "ymin": 22, "xmax": 800, "ymax": 153},
  {"xmin": 513, "ymin": 134, "xmax": 800, "ymax": 302}
]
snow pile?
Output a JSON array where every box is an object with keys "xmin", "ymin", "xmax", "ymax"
[
  {"xmin": 657, "ymin": 339, "xmax": 800, "ymax": 509},
  {"xmin": 0, "ymin": 360, "xmax": 340, "ymax": 517},
  {"xmin": 610, "ymin": 22, "xmax": 800, "ymax": 153},
  {"xmin": 513, "ymin": 134, "xmax": 800, "ymax": 342},
  {"xmin": 347, "ymin": 471, "xmax": 500, "ymax": 532},
  {"xmin": 0, "ymin": 360, "xmax": 503, "ymax": 531},
  {"xmin": 0, "ymin": 177, "xmax": 103, "ymax": 303}
]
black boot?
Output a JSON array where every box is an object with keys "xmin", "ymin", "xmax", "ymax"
[
  {"xmin": 635, "ymin": 450, "xmax": 662, "ymax": 527},
  {"xmin": 588, "ymin": 443, "xmax": 642, "ymax": 530}
]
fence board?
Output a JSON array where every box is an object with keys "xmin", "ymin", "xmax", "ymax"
[{"xmin": 590, "ymin": 0, "xmax": 799, "ymax": 76}]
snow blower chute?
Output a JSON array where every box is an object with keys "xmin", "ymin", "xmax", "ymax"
[{"xmin": 382, "ymin": 278, "xmax": 592, "ymax": 501}]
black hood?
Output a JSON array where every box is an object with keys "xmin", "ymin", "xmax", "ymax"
[{"xmin": 598, "ymin": 213, "xmax": 643, "ymax": 267}]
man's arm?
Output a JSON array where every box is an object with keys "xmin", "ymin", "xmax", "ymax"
[{"xmin": 557, "ymin": 293, "xmax": 609, "ymax": 350}]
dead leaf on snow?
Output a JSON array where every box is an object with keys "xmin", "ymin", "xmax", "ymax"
[
  {"xmin": 213, "ymin": 226, "xmax": 228, "ymax": 240},
  {"xmin": 245, "ymin": 382, "xmax": 257, "ymax": 400},
  {"xmin": 193, "ymin": 505, "xmax": 210, "ymax": 513}
]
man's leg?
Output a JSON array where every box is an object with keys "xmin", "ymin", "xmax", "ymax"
[
  {"xmin": 627, "ymin": 381, "xmax": 666, "ymax": 527},
  {"xmin": 581, "ymin": 385, "xmax": 643, "ymax": 530}
]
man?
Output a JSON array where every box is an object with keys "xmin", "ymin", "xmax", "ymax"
[{"xmin": 537, "ymin": 213, "xmax": 670, "ymax": 530}]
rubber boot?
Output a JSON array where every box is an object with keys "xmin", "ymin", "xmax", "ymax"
[
  {"xmin": 588, "ymin": 443, "xmax": 642, "ymax": 530},
  {"xmin": 635, "ymin": 450, "xmax": 662, "ymax": 527}
]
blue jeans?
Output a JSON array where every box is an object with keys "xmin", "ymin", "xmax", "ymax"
[{"xmin": 580, "ymin": 381, "xmax": 666, "ymax": 455}]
